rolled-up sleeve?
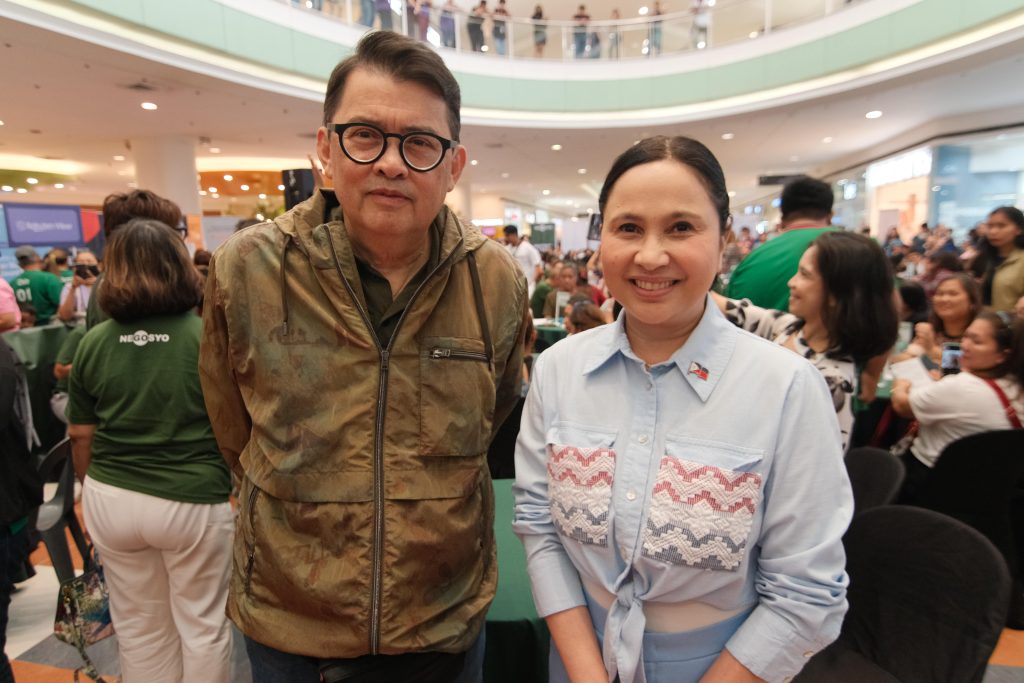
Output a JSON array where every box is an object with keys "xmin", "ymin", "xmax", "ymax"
[
  {"xmin": 725, "ymin": 365, "xmax": 852, "ymax": 683},
  {"xmin": 512, "ymin": 352, "xmax": 586, "ymax": 618}
]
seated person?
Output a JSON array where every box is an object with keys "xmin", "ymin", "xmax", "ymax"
[
  {"xmin": 17, "ymin": 304, "xmax": 36, "ymax": 329},
  {"xmin": 891, "ymin": 311, "xmax": 1023, "ymax": 500},
  {"xmin": 896, "ymin": 273, "xmax": 980, "ymax": 366},
  {"xmin": 51, "ymin": 325, "xmax": 88, "ymax": 424},
  {"xmin": 897, "ymin": 280, "xmax": 930, "ymax": 326},
  {"xmin": 917, "ymin": 250, "xmax": 964, "ymax": 299},
  {"xmin": 543, "ymin": 263, "xmax": 592, "ymax": 319},
  {"xmin": 564, "ymin": 301, "xmax": 607, "ymax": 334}
]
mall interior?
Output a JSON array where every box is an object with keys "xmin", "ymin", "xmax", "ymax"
[{"xmin": 3, "ymin": 0, "xmax": 1024, "ymax": 680}]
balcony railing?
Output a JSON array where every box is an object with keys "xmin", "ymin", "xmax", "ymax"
[{"xmin": 282, "ymin": 0, "xmax": 857, "ymax": 60}]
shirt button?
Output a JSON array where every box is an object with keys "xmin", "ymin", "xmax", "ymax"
[
  {"xmin": 638, "ymin": 434, "xmax": 649, "ymax": 444},
  {"xmin": 626, "ymin": 489, "xmax": 637, "ymax": 501}
]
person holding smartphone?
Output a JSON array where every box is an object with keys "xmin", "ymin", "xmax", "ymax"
[{"xmin": 57, "ymin": 250, "xmax": 100, "ymax": 323}]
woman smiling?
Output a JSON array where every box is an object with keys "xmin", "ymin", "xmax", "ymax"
[{"xmin": 514, "ymin": 137, "xmax": 852, "ymax": 683}]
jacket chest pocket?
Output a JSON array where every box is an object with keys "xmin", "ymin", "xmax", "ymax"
[
  {"xmin": 419, "ymin": 336, "xmax": 496, "ymax": 456},
  {"xmin": 641, "ymin": 437, "xmax": 763, "ymax": 572},
  {"xmin": 546, "ymin": 424, "xmax": 617, "ymax": 547}
]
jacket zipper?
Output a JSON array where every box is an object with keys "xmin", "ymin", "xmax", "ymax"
[
  {"xmin": 327, "ymin": 232, "xmax": 462, "ymax": 655},
  {"xmin": 429, "ymin": 348, "xmax": 489, "ymax": 362},
  {"xmin": 244, "ymin": 484, "xmax": 261, "ymax": 595}
]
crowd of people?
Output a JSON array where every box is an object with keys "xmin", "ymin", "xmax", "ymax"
[{"xmin": 1, "ymin": 29, "xmax": 1023, "ymax": 683}]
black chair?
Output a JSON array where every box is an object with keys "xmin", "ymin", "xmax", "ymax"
[
  {"xmin": 32, "ymin": 437, "xmax": 92, "ymax": 583},
  {"xmin": 844, "ymin": 447, "xmax": 905, "ymax": 516},
  {"xmin": 795, "ymin": 506, "xmax": 1010, "ymax": 683}
]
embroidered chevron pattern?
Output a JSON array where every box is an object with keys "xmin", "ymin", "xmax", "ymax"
[
  {"xmin": 548, "ymin": 444, "xmax": 616, "ymax": 547},
  {"xmin": 642, "ymin": 456, "xmax": 762, "ymax": 571}
]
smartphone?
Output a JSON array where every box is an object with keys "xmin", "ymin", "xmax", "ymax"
[{"xmin": 940, "ymin": 342, "xmax": 962, "ymax": 376}]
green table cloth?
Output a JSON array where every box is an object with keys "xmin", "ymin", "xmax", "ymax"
[{"xmin": 534, "ymin": 324, "xmax": 567, "ymax": 353}]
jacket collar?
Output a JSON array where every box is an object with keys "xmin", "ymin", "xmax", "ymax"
[{"xmin": 582, "ymin": 294, "xmax": 738, "ymax": 402}]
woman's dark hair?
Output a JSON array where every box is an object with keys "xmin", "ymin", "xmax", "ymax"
[
  {"xmin": 972, "ymin": 311, "xmax": 1024, "ymax": 386},
  {"xmin": 811, "ymin": 231, "xmax": 898, "ymax": 363},
  {"xmin": 898, "ymin": 280, "xmax": 929, "ymax": 323},
  {"xmin": 927, "ymin": 272, "xmax": 981, "ymax": 339},
  {"xmin": 569, "ymin": 302, "xmax": 606, "ymax": 333},
  {"xmin": 927, "ymin": 250, "xmax": 964, "ymax": 273},
  {"xmin": 989, "ymin": 206, "xmax": 1024, "ymax": 249},
  {"xmin": 598, "ymin": 136, "xmax": 730, "ymax": 232},
  {"xmin": 97, "ymin": 218, "xmax": 203, "ymax": 323}
]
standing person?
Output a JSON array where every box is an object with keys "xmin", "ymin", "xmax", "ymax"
[
  {"xmin": 199, "ymin": 32, "xmax": 527, "ymax": 683},
  {"xmin": 981, "ymin": 206, "xmax": 1024, "ymax": 312},
  {"xmin": 376, "ymin": 0, "xmax": 394, "ymax": 30},
  {"xmin": 68, "ymin": 219, "xmax": 233, "ymax": 682},
  {"xmin": 648, "ymin": 0, "xmax": 663, "ymax": 55},
  {"xmin": 417, "ymin": 0, "xmax": 432, "ymax": 40},
  {"xmin": 532, "ymin": 5, "xmax": 547, "ymax": 57},
  {"xmin": 360, "ymin": 0, "xmax": 376, "ymax": 27},
  {"xmin": 691, "ymin": 0, "xmax": 708, "ymax": 47},
  {"xmin": 492, "ymin": 0, "xmax": 509, "ymax": 54},
  {"xmin": 572, "ymin": 4, "xmax": 590, "ymax": 58},
  {"xmin": 607, "ymin": 8, "xmax": 621, "ymax": 58},
  {"xmin": 56, "ymin": 250, "xmax": 99, "ymax": 323},
  {"xmin": 467, "ymin": 0, "xmax": 487, "ymax": 51},
  {"xmin": 505, "ymin": 225, "xmax": 543, "ymax": 296},
  {"xmin": 514, "ymin": 136, "xmax": 851, "ymax": 683},
  {"xmin": 8, "ymin": 246, "xmax": 64, "ymax": 326},
  {"xmin": 726, "ymin": 175, "xmax": 835, "ymax": 311},
  {"xmin": 439, "ymin": 0, "xmax": 457, "ymax": 46}
]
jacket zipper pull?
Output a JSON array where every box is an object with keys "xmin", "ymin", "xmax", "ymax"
[{"xmin": 430, "ymin": 348, "xmax": 451, "ymax": 359}]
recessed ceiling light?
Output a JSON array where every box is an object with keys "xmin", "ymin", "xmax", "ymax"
[
  {"xmin": 240, "ymin": 184, "xmax": 250, "ymax": 191},
  {"xmin": 211, "ymin": 193, "xmax": 220, "ymax": 198},
  {"xmin": 0, "ymin": 120, "xmax": 4, "ymax": 126},
  {"xmin": 721, "ymin": 133, "xmax": 735, "ymax": 140},
  {"xmin": 865, "ymin": 110, "xmax": 883, "ymax": 119},
  {"xmin": 931, "ymin": 185, "xmax": 941, "ymax": 192},
  {"xmin": 697, "ymin": 41, "xmax": 706, "ymax": 49},
  {"xmin": 208, "ymin": 187, "xmax": 218, "ymax": 193},
  {"xmin": 822, "ymin": 136, "xmax": 833, "ymax": 143},
  {"xmin": 577, "ymin": 168, "xmax": 587, "ymax": 174},
  {"xmin": 26, "ymin": 177, "xmax": 38, "ymax": 184},
  {"xmin": 209, "ymin": 147, "xmax": 221, "ymax": 154},
  {"xmin": 140, "ymin": 102, "xmax": 158, "ymax": 110},
  {"xmin": 638, "ymin": 6, "xmax": 649, "ymax": 15},
  {"xmin": 223, "ymin": 174, "xmax": 233, "ymax": 181},
  {"xmin": 16, "ymin": 188, "xmax": 27, "ymax": 193},
  {"xmin": 1, "ymin": 185, "xmax": 12, "ymax": 192},
  {"xmin": 481, "ymin": 45, "xmax": 489, "ymax": 52},
  {"xmin": 54, "ymin": 183, "xmax": 64, "ymax": 189},
  {"xmin": 199, "ymin": 190, "xmax": 207, "ymax": 196},
  {"xmin": 500, "ymin": 172, "xmax": 509, "ymax": 178},
  {"xmin": 542, "ymin": 189, "xmax": 551, "ymax": 195},
  {"xmin": 258, "ymin": 193, "xmax": 267, "ymax": 199},
  {"xmin": 113, "ymin": 155, "xmax": 126, "ymax": 161},
  {"xmin": 550, "ymin": 144, "xmax": 562, "ymax": 151},
  {"xmin": 748, "ymin": 31, "xmax": 758, "ymax": 39},
  {"xmin": 470, "ymin": 159, "xmax": 479, "ymax": 166},
  {"xmin": 277, "ymin": 184, "xmax": 285, "ymax": 191}
]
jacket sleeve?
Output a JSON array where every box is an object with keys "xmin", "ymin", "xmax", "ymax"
[{"xmin": 199, "ymin": 251, "xmax": 251, "ymax": 477}]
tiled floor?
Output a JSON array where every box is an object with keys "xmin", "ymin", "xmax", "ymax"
[{"xmin": 8, "ymin": 507, "xmax": 1024, "ymax": 682}]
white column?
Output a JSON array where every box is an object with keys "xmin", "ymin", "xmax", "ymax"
[{"xmin": 130, "ymin": 136, "xmax": 201, "ymax": 216}]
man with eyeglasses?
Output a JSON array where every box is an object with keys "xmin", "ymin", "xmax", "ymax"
[{"xmin": 200, "ymin": 31, "xmax": 529, "ymax": 683}]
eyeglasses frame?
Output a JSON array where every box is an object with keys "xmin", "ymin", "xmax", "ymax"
[{"xmin": 330, "ymin": 122, "xmax": 457, "ymax": 173}]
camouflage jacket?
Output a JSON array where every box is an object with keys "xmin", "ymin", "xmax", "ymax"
[{"xmin": 199, "ymin": 191, "xmax": 528, "ymax": 658}]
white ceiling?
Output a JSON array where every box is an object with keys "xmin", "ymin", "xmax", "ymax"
[{"xmin": 1, "ymin": 14, "xmax": 1023, "ymax": 219}]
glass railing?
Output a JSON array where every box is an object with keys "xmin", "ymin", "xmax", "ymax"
[{"xmin": 283, "ymin": 0, "xmax": 858, "ymax": 60}]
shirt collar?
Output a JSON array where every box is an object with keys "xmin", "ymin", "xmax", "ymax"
[{"xmin": 582, "ymin": 293, "xmax": 738, "ymax": 402}]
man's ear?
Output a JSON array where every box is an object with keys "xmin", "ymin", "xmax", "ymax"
[
  {"xmin": 315, "ymin": 127, "xmax": 333, "ymax": 180},
  {"xmin": 447, "ymin": 144, "xmax": 468, "ymax": 192}
]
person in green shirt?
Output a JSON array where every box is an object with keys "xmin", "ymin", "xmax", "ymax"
[
  {"xmin": 50, "ymin": 325, "xmax": 86, "ymax": 424},
  {"xmin": 8, "ymin": 246, "xmax": 65, "ymax": 325},
  {"xmin": 530, "ymin": 259, "xmax": 561, "ymax": 318},
  {"xmin": 67, "ymin": 218, "xmax": 231, "ymax": 682},
  {"xmin": 726, "ymin": 176, "xmax": 836, "ymax": 312}
]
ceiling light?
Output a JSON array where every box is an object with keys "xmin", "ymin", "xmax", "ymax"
[
  {"xmin": 577, "ymin": 168, "xmax": 587, "ymax": 174},
  {"xmin": 638, "ymin": 6, "xmax": 649, "ymax": 14},
  {"xmin": 26, "ymin": 177, "xmax": 38, "ymax": 184},
  {"xmin": 481, "ymin": 45, "xmax": 489, "ymax": 52},
  {"xmin": 54, "ymin": 183, "xmax": 64, "ymax": 189},
  {"xmin": 865, "ymin": 110, "xmax": 883, "ymax": 119},
  {"xmin": 199, "ymin": 190, "xmax": 207, "ymax": 196},
  {"xmin": 16, "ymin": 188, "xmax": 27, "ymax": 194},
  {"xmin": 550, "ymin": 144, "xmax": 562, "ymax": 151},
  {"xmin": 223, "ymin": 174, "xmax": 233, "ymax": 181},
  {"xmin": 208, "ymin": 186, "xmax": 218, "ymax": 193},
  {"xmin": 113, "ymin": 155, "xmax": 126, "ymax": 161},
  {"xmin": 566, "ymin": 199, "xmax": 574, "ymax": 205},
  {"xmin": 209, "ymin": 147, "xmax": 221, "ymax": 154},
  {"xmin": 706, "ymin": 0, "xmax": 715, "ymax": 5},
  {"xmin": 721, "ymin": 133, "xmax": 735, "ymax": 140},
  {"xmin": 822, "ymin": 136, "xmax": 833, "ymax": 143},
  {"xmin": 240, "ymin": 184, "xmax": 250, "ymax": 191},
  {"xmin": 0, "ymin": 120, "xmax": 4, "ymax": 126},
  {"xmin": 258, "ymin": 193, "xmax": 267, "ymax": 199},
  {"xmin": 542, "ymin": 189, "xmax": 551, "ymax": 195},
  {"xmin": 697, "ymin": 41, "xmax": 706, "ymax": 49},
  {"xmin": 140, "ymin": 102, "xmax": 158, "ymax": 110},
  {"xmin": 277, "ymin": 184, "xmax": 285, "ymax": 191},
  {"xmin": 211, "ymin": 193, "xmax": 220, "ymax": 198},
  {"xmin": 1, "ymin": 186, "xmax": 11, "ymax": 192},
  {"xmin": 748, "ymin": 31, "xmax": 758, "ymax": 39},
  {"xmin": 728, "ymin": 191, "xmax": 736, "ymax": 197},
  {"xmin": 500, "ymin": 172, "xmax": 509, "ymax": 178},
  {"xmin": 470, "ymin": 160, "xmax": 479, "ymax": 166},
  {"xmin": 931, "ymin": 185, "xmax": 941, "ymax": 192},
  {"xmin": 127, "ymin": 182, "xmax": 138, "ymax": 188}
]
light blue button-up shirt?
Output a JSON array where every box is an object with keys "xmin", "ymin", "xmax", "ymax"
[{"xmin": 513, "ymin": 296, "xmax": 852, "ymax": 683}]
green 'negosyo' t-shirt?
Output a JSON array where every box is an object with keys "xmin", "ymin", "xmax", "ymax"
[
  {"xmin": 67, "ymin": 313, "xmax": 229, "ymax": 504},
  {"xmin": 8, "ymin": 270, "xmax": 65, "ymax": 324}
]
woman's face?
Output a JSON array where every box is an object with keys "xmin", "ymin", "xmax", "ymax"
[
  {"xmin": 932, "ymin": 278, "xmax": 972, "ymax": 323},
  {"xmin": 986, "ymin": 211, "xmax": 1022, "ymax": 251},
  {"xmin": 787, "ymin": 245, "xmax": 827, "ymax": 325},
  {"xmin": 600, "ymin": 159, "xmax": 723, "ymax": 337},
  {"xmin": 961, "ymin": 318, "xmax": 1009, "ymax": 373}
]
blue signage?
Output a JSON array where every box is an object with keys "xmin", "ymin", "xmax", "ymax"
[{"xmin": 3, "ymin": 203, "xmax": 82, "ymax": 246}]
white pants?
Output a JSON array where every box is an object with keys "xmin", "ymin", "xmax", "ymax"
[{"xmin": 83, "ymin": 476, "xmax": 234, "ymax": 683}]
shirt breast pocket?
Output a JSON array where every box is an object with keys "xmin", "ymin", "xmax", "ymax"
[
  {"xmin": 642, "ymin": 437, "xmax": 764, "ymax": 572},
  {"xmin": 546, "ymin": 423, "xmax": 618, "ymax": 548}
]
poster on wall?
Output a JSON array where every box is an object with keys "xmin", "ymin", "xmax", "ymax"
[
  {"xmin": 4, "ymin": 203, "xmax": 82, "ymax": 245},
  {"xmin": 530, "ymin": 222, "xmax": 555, "ymax": 249}
]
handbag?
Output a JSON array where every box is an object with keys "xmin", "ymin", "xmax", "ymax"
[{"xmin": 54, "ymin": 547, "xmax": 116, "ymax": 682}]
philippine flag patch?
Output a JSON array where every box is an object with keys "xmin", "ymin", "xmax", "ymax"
[{"xmin": 687, "ymin": 361, "xmax": 709, "ymax": 381}]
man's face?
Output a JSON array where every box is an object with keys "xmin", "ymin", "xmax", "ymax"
[
  {"xmin": 557, "ymin": 266, "xmax": 577, "ymax": 292},
  {"xmin": 316, "ymin": 67, "xmax": 466, "ymax": 244}
]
